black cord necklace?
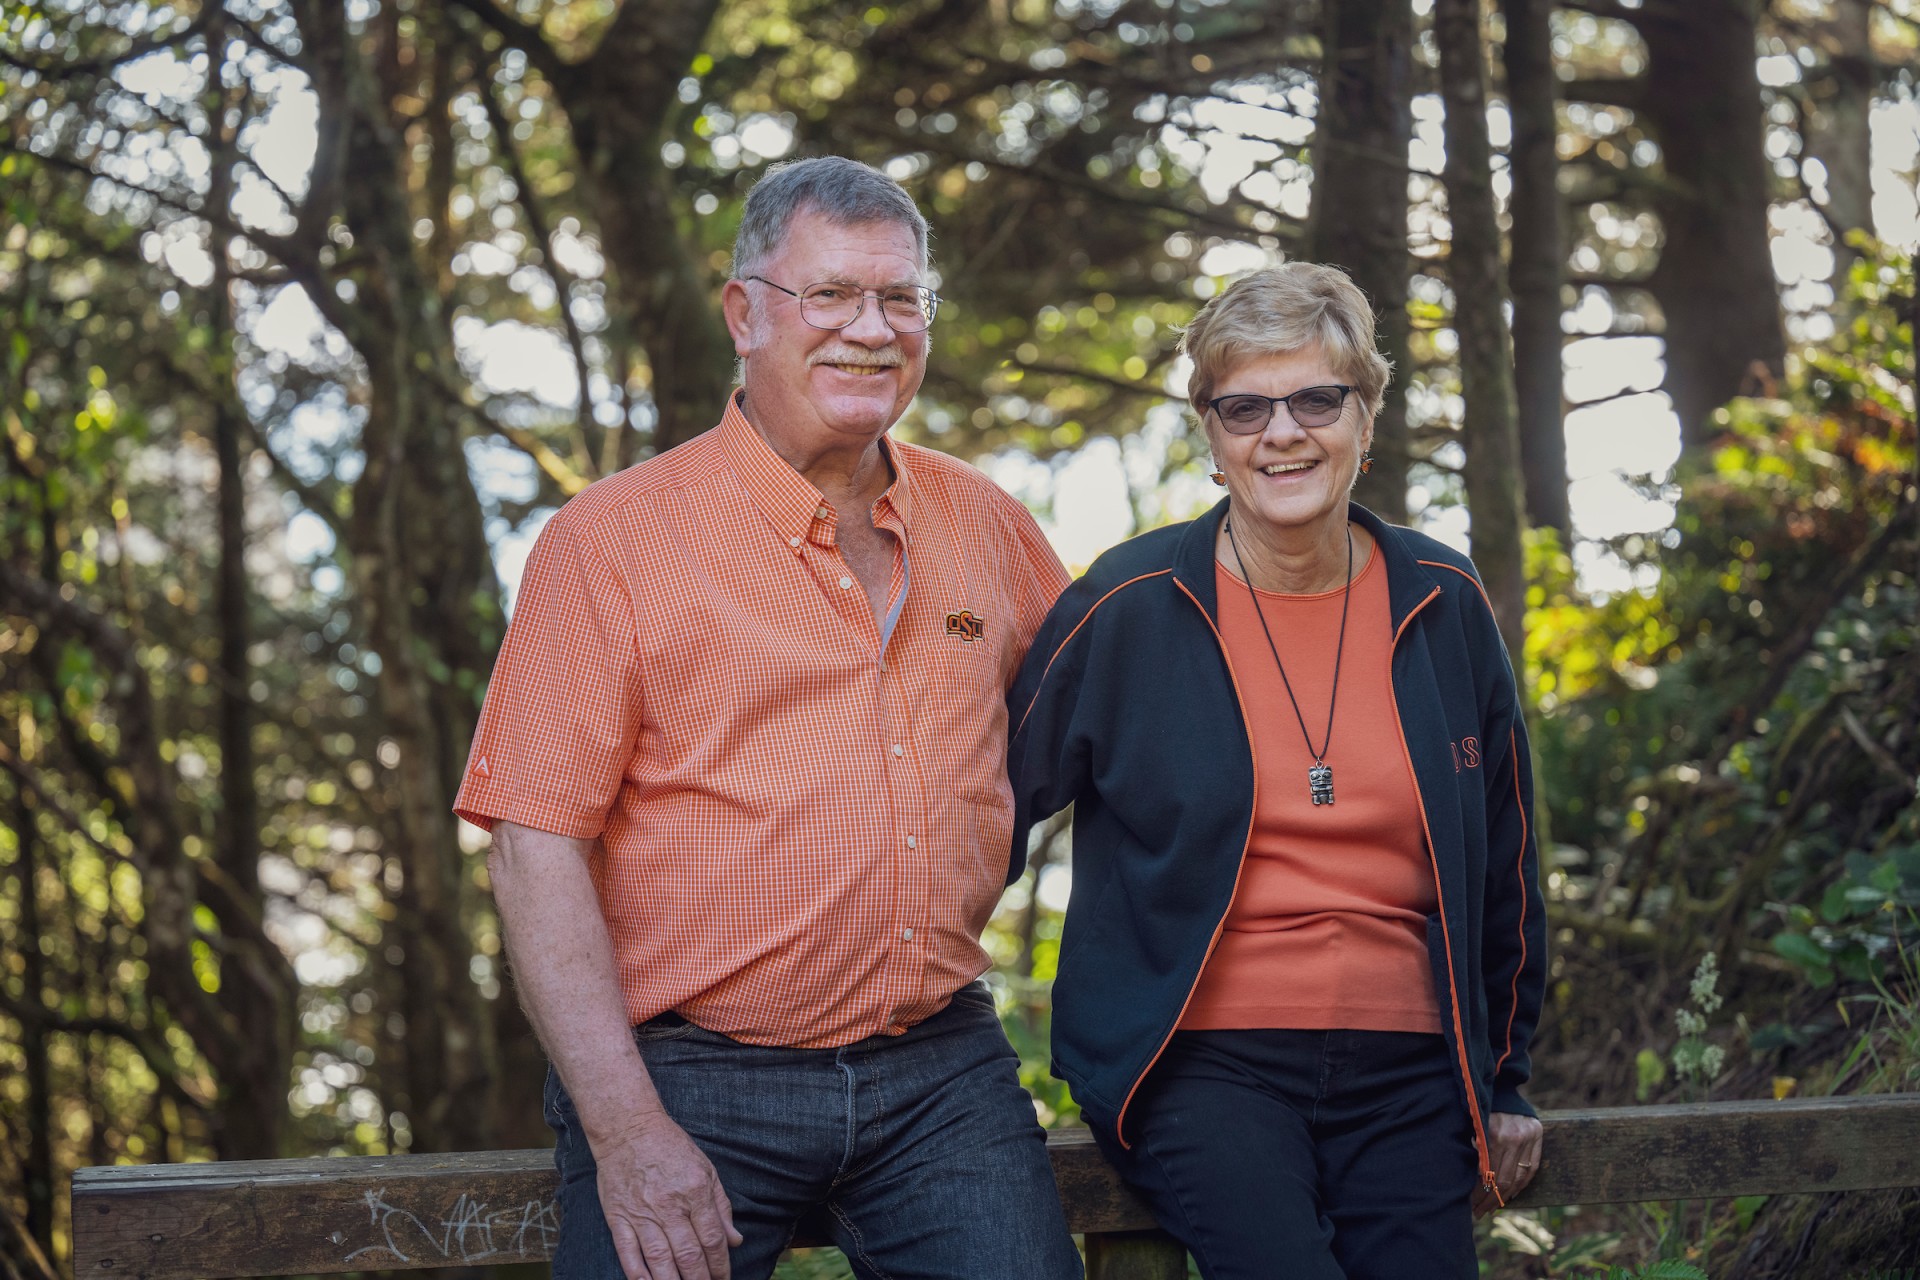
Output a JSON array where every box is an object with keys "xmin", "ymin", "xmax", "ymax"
[{"xmin": 1225, "ymin": 513, "xmax": 1353, "ymax": 807}]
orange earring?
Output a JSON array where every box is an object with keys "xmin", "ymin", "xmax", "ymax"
[
  {"xmin": 1359, "ymin": 450, "xmax": 1374, "ymax": 475},
  {"xmin": 1209, "ymin": 471, "xmax": 1227, "ymax": 486}
]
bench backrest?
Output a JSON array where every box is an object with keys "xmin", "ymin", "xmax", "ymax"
[{"xmin": 68, "ymin": 1095, "xmax": 1920, "ymax": 1280}]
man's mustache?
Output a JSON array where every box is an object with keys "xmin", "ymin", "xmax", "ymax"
[{"xmin": 808, "ymin": 346, "xmax": 905, "ymax": 369}]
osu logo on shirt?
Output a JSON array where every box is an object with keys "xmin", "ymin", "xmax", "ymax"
[{"xmin": 945, "ymin": 609, "xmax": 986, "ymax": 642}]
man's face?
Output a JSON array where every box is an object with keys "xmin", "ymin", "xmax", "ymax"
[{"xmin": 726, "ymin": 209, "xmax": 928, "ymax": 451}]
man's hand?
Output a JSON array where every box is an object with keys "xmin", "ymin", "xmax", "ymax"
[
  {"xmin": 1473, "ymin": 1110, "xmax": 1544, "ymax": 1217},
  {"xmin": 595, "ymin": 1110, "xmax": 743, "ymax": 1280},
  {"xmin": 486, "ymin": 822, "xmax": 743, "ymax": 1277}
]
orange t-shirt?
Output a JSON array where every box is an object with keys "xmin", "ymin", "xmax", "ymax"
[
  {"xmin": 1180, "ymin": 535, "xmax": 1441, "ymax": 1034},
  {"xmin": 454, "ymin": 395, "xmax": 1069, "ymax": 1048}
]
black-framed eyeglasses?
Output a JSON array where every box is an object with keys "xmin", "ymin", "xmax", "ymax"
[
  {"xmin": 747, "ymin": 276, "xmax": 941, "ymax": 333},
  {"xmin": 1206, "ymin": 385, "xmax": 1355, "ymax": 434}
]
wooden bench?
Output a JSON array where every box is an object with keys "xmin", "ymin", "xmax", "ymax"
[{"xmin": 69, "ymin": 1095, "xmax": 1920, "ymax": 1280}]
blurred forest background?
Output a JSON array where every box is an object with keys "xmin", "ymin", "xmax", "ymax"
[{"xmin": 2, "ymin": 1, "xmax": 1918, "ymax": 1277}]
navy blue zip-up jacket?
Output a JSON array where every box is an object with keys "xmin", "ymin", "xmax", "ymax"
[{"xmin": 1007, "ymin": 499, "xmax": 1546, "ymax": 1182}]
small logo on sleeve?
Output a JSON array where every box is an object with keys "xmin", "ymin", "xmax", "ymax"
[
  {"xmin": 470, "ymin": 755, "xmax": 492, "ymax": 779},
  {"xmin": 945, "ymin": 610, "xmax": 987, "ymax": 642}
]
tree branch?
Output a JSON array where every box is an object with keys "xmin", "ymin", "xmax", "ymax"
[
  {"xmin": 873, "ymin": 117, "xmax": 1298, "ymax": 242},
  {"xmin": 0, "ymin": 1198, "xmax": 59, "ymax": 1280},
  {"xmin": 244, "ymin": 421, "xmax": 352, "ymax": 544},
  {"xmin": 1552, "ymin": 0, "xmax": 1690, "ymax": 22},
  {"xmin": 1702, "ymin": 497, "xmax": 1916, "ymax": 768},
  {"xmin": 444, "ymin": 0, "xmax": 571, "ymax": 85},
  {"xmin": 0, "ymin": 991, "xmax": 213, "ymax": 1111},
  {"xmin": 0, "ymin": 6, "xmax": 216, "ymax": 79},
  {"xmin": 223, "ymin": 9, "xmax": 308, "ymax": 69},
  {"xmin": 477, "ymin": 56, "xmax": 597, "ymax": 453},
  {"xmin": 1567, "ymin": 270, "xmax": 1655, "ymax": 288},
  {"xmin": 488, "ymin": 419, "xmax": 591, "ymax": 497},
  {"xmin": 0, "ymin": 561, "xmax": 250, "ymax": 1070},
  {"xmin": 1566, "ymin": 383, "xmax": 1665, "ymax": 411},
  {"xmin": 1837, "ymin": 703, "xmax": 1913, "ymax": 789},
  {"xmin": 0, "ymin": 742, "xmax": 133, "ymax": 869},
  {"xmin": 414, "ymin": 363, "xmax": 590, "ymax": 497},
  {"xmin": 0, "ymin": 141, "xmax": 316, "ymax": 273},
  {"xmin": 1011, "ymin": 360, "xmax": 1168, "ymax": 399},
  {"xmin": 1562, "ymin": 77, "xmax": 1648, "ymax": 110}
]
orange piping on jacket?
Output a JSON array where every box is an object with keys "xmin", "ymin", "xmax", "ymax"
[
  {"xmin": 1389, "ymin": 581, "xmax": 1499, "ymax": 1195},
  {"xmin": 1110, "ymin": 576, "xmax": 1261, "ymax": 1150},
  {"xmin": 1413, "ymin": 559, "xmax": 1533, "ymax": 1086},
  {"xmin": 1012, "ymin": 572, "xmax": 1171, "ymax": 741}
]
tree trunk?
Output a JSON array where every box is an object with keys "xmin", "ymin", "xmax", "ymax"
[
  {"xmin": 1635, "ymin": 0, "xmax": 1785, "ymax": 445},
  {"xmin": 1435, "ymin": 0, "xmax": 1528, "ymax": 658},
  {"xmin": 295, "ymin": 0, "xmax": 504, "ymax": 1154},
  {"xmin": 1803, "ymin": 0, "xmax": 1875, "ymax": 286},
  {"xmin": 549, "ymin": 0, "xmax": 734, "ymax": 452},
  {"xmin": 1310, "ymin": 0, "xmax": 1414, "ymax": 524},
  {"xmin": 12, "ymin": 783, "xmax": 55, "ymax": 1258},
  {"xmin": 206, "ymin": 24, "xmax": 294, "ymax": 1161},
  {"xmin": 1499, "ymin": 0, "xmax": 1570, "ymax": 539}
]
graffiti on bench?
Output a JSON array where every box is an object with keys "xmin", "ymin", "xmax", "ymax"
[{"xmin": 341, "ymin": 1186, "xmax": 563, "ymax": 1266}]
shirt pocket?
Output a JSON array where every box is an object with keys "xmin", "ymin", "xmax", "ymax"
[{"xmin": 921, "ymin": 612, "xmax": 1012, "ymax": 806}]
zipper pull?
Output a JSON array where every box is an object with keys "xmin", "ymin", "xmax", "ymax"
[{"xmin": 1482, "ymin": 1169, "xmax": 1506, "ymax": 1209}]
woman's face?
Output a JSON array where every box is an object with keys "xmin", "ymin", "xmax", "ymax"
[{"xmin": 1204, "ymin": 345, "xmax": 1372, "ymax": 544}]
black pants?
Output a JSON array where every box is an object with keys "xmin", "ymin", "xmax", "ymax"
[{"xmin": 1094, "ymin": 1029, "xmax": 1479, "ymax": 1280}]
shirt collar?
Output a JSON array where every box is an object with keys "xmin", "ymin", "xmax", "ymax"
[
  {"xmin": 718, "ymin": 390, "xmax": 917, "ymax": 545},
  {"xmin": 873, "ymin": 435, "xmax": 915, "ymax": 532}
]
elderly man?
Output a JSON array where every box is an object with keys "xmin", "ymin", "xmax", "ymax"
[{"xmin": 454, "ymin": 157, "xmax": 1082, "ymax": 1280}]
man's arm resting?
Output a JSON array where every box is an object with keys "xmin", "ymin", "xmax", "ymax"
[{"xmin": 489, "ymin": 820, "xmax": 741, "ymax": 1279}]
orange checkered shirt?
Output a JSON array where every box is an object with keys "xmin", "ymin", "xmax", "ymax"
[{"xmin": 454, "ymin": 396, "xmax": 1070, "ymax": 1048}]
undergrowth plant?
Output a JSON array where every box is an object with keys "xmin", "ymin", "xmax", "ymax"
[
  {"xmin": 1833, "ymin": 912, "xmax": 1920, "ymax": 1095},
  {"xmin": 1585, "ymin": 1263, "xmax": 1710, "ymax": 1280}
]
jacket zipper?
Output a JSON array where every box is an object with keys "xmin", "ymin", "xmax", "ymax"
[
  {"xmin": 1111, "ymin": 578, "xmax": 1262, "ymax": 1149},
  {"xmin": 1112, "ymin": 574, "xmax": 1500, "ymax": 1199},
  {"xmin": 1387, "ymin": 584, "xmax": 1501, "ymax": 1198}
]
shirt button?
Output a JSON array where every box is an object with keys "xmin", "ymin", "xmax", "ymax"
[
  {"xmin": 891, "ymin": 744, "xmax": 904, "ymax": 758},
  {"xmin": 903, "ymin": 927, "xmax": 914, "ymax": 941},
  {"xmin": 906, "ymin": 835, "xmax": 916, "ymax": 849},
  {"xmin": 789, "ymin": 536, "xmax": 802, "ymax": 548},
  {"xmin": 817, "ymin": 506, "xmax": 831, "ymax": 520},
  {"xmin": 839, "ymin": 576, "xmax": 853, "ymax": 590}
]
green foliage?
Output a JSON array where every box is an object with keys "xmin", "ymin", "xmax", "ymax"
[
  {"xmin": 1830, "ymin": 913, "xmax": 1920, "ymax": 1097},
  {"xmin": 773, "ymin": 1248, "xmax": 856, "ymax": 1280},
  {"xmin": 1480, "ymin": 1205, "xmax": 1627, "ymax": 1277},
  {"xmin": 1528, "ymin": 246, "xmax": 1918, "ymax": 1051},
  {"xmin": 1772, "ymin": 847, "xmax": 1920, "ymax": 990},
  {"xmin": 1584, "ymin": 1263, "xmax": 1710, "ymax": 1280}
]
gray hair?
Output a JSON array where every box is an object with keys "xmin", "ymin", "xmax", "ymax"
[
  {"xmin": 1181, "ymin": 261, "xmax": 1393, "ymax": 422},
  {"xmin": 731, "ymin": 156, "xmax": 931, "ymax": 281}
]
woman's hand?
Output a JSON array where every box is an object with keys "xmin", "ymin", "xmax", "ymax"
[{"xmin": 1473, "ymin": 1111, "xmax": 1544, "ymax": 1216}]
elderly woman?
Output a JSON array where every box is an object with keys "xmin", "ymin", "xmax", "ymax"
[{"xmin": 1007, "ymin": 263, "xmax": 1547, "ymax": 1278}]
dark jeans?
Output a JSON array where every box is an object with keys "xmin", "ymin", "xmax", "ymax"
[
  {"xmin": 1095, "ymin": 1028, "xmax": 1478, "ymax": 1280},
  {"xmin": 544, "ymin": 984, "xmax": 1082, "ymax": 1280}
]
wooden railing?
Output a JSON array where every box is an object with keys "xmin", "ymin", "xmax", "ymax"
[{"xmin": 69, "ymin": 1095, "xmax": 1920, "ymax": 1280}]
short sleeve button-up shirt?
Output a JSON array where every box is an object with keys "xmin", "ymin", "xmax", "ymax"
[{"xmin": 454, "ymin": 395, "xmax": 1070, "ymax": 1048}]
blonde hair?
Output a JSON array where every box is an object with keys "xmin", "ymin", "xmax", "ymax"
[{"xmin": 1181, "ymin": 262, "xmax": 1392, "ymax": 421}]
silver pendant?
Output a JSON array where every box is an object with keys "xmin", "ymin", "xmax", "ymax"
[{"xmin": 1309, "ymin": 762, "xmax": 1334, "ymax": 806}]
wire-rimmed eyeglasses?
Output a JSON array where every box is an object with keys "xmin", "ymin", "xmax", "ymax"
[
  {"xmin": 1205, "ymin": 384, "xmax": 1355, "ymax": 434},
  {"xmin": 747, "ymin": 276, "xmax": 940, "ymax": 333}
]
